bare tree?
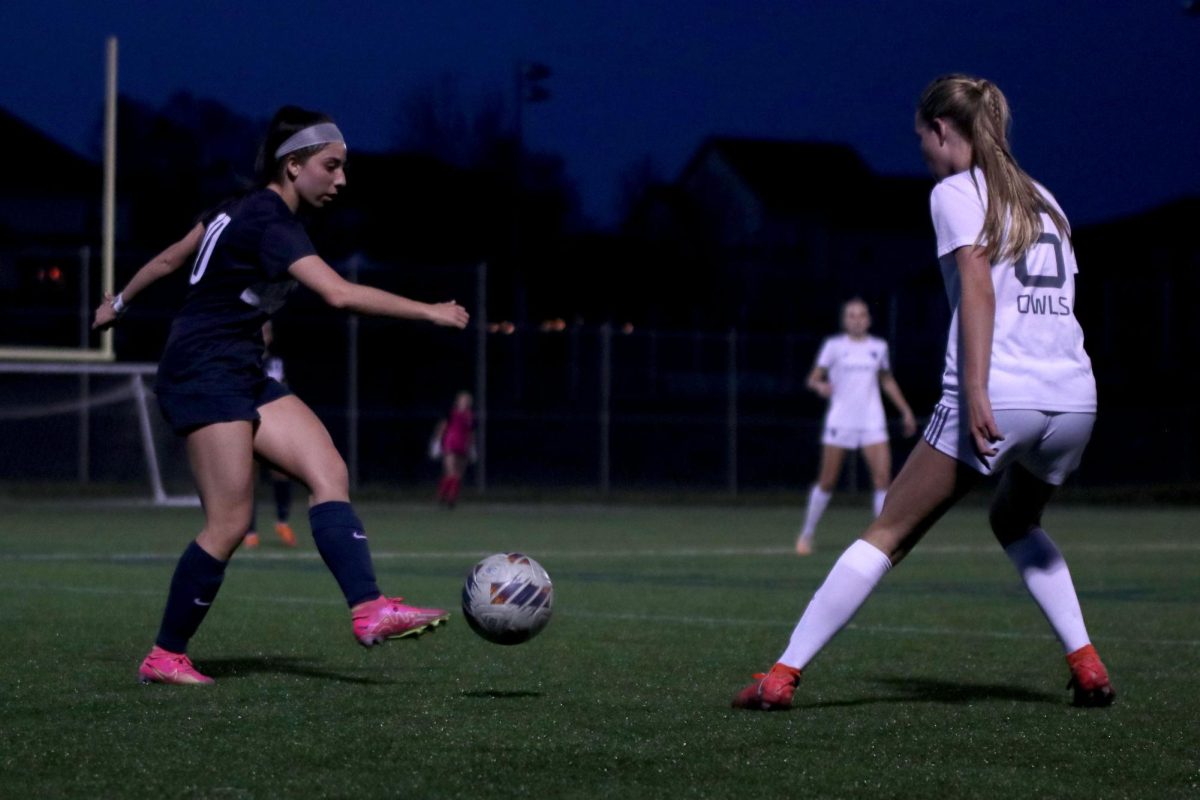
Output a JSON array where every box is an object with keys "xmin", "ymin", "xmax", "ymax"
[{"xmin": 394, "ymin": 74, "xmax": 511, "ymax": 169}]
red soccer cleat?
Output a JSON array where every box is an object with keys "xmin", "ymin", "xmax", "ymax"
[
  {"xmin": 731, "ymin": 662, "xmax": 803, "ymax": 711},
  {"xmin": 1066, "ymin": 644, "xmax": 1115, "ymax": 707},
  {"xmin": 243, "ymin": 531, "xmax": 260, "ymax": 548},
  {"xmin": 138, "ymin": 646, "xmax": 214, "ymax": 686},
  {"xmin": 351, "ymin": 596, "xmax": 449, "ymax": 647}
]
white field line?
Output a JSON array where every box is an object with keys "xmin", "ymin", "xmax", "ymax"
[
  {"xmin": 3, "ymin": 540, "xmax": 1200, "ymax": 563},
  {"xmin": 0, "ymin": 581, "xmax": 1198, "ymax": 648}
]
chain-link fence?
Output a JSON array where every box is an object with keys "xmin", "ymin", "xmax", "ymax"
[{"xmin": 2, "ymin": 261, "xmax": 1195, "ymax": 498}]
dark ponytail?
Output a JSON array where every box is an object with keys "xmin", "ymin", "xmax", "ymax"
[{"xmin": 255, "ymin": 105, "xmax": 334, "ymax": 186}]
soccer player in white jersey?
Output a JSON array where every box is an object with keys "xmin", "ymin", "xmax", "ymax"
[
  {"xmin": 733, "ymin": 74, "xmax": 1115, "ymax": 710},
  {"xmin": 795, "ymin": 298, "xmax": 916, "ymax": 555}
]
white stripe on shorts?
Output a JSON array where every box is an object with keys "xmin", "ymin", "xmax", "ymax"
[
  {"xmin": 922, "ymin": 404, "xmax": 1094, "ymax": 485},
  {"xmin": 924, "ymin": 403, "xmax": 951, "ymax": 447}
]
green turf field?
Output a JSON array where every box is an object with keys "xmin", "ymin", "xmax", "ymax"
[{"xmin": 1, "ymin": 499, "xmax": 1197, "ymax": 799}]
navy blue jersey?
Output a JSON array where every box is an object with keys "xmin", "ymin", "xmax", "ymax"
[{"xmin": 157, "ymin": 189, "xmax": 315, "ymax": 396}]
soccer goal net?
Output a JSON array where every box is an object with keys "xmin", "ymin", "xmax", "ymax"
[{"xmin": 0, "ymin": 361, "xmax": 196, "ymax": 505}]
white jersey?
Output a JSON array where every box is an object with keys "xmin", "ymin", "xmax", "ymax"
[
  {"xmin": 930, "ymin": 168, "xmax": 1096, "ymax": 412},
  {"xmin": 815, "ymin": 333, "xmax": 890, "ymax": 430}
]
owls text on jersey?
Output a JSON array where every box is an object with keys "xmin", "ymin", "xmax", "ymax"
[
  {"xmin": 815, "ymin": 334, "xmax": 890, "ymax": 430},
  {"xmin": 157, "ymin": 189, "xmax": 316, "ymax": 397},
  {"xmin": 929, "ymin": 169, "xmax": 1096, "ymax": 413}
]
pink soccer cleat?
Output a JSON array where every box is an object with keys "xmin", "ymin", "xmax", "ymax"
[
  {"xmin": 731, "ymin": 662, "xmax": 803, "ymax": 711},
  {"xmin": 1066, "ymin": 644, "xmax": 1115, "ymax": 707},
  {"xmin": 138, "ymin": 646, "xmax": 214, "ymax": 686},
  {"xmin": 352, "ymin": 596, "xmax": 449, "ymax": 647}
]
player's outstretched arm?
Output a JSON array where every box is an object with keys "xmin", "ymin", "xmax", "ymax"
[
  {"xmin": 879, "ymin": 372, "xmax": 917, "ymax": 437},
  {"xmin": 288, "ymin": 255, "xmax": 469, "ymax": 328},
  {"xmin": 92, "ymin": 223, "xmax": 205, "ymax": 330}
]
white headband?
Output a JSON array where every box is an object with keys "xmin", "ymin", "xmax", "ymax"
[{"xmin": 274, "ymin": 122, "xmax": 346, "ymax": 159}]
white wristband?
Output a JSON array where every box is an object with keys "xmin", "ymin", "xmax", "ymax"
[{"xmin": 111, "ymin": 292, "xmax": 127, "ymax": 316}]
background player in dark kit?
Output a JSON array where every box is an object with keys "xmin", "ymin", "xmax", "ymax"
[{"xmin": 243, "ymin": 321, "xmax": 297, "ymax": 549}]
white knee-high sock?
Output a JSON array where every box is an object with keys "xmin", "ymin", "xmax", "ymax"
[
  {"xmin": 778, "ymin": 539, "xmax": 892, "ymax": 669},
  {"xmin": 873, "ymin": 489, "xmax": 887, "ymax": 517},
  {"xmin": 1004, "ymin": 527, "xmax": 1091, "ymax": 654},
  {"xmin": 798, "ymin": 486, "xmax": 832, "ymax": 542}
]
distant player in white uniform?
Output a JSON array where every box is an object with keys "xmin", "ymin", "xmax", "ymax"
[
  {"xmin": 796, "ymin": 298, "xmax": 916, "ymax": 555},
  {"xmin": 734, "ymin": 74, "xmax": 1114, "ymax": 711}
]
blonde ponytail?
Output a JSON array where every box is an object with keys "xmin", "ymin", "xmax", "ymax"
[{"xmin": 918, "ymin": 75, "xmax": 1070, "ymax": 264}]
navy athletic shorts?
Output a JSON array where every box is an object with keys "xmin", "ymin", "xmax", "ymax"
[{"xmin": 155, "ymin": 378, "xmax": 292, "ymax": 436}]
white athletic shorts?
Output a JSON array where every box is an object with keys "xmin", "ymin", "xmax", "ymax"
[
  {"xmin": 923, "ymin": 404, "xmax": 1095, "ymax": 485},
  {"xmin": 821, "ymin": 425, "xmax": 889, "ymax": 449}
]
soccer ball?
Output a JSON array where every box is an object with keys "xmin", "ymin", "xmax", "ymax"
[{"xmin": 461, "ymin": 552, "xmax": 554, "ymax": 645}]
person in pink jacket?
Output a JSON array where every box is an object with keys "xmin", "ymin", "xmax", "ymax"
[{"xmin": 433, "ymin": 391, "xmax": 475, "ymax": 508}]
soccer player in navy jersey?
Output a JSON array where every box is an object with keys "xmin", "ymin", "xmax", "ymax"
[{"xmin": 94, "ymin": 106, "xmax": 469, "ymax": 685}]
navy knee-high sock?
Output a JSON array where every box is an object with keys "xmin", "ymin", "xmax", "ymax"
[
  {"xmin": 310, "ymin": 501, "xmax": 380, "ymax": 608},
  {"xmin": 155, "ymin": 541, "xmax": 228, "ymax": 654},
  {"xmin": 273, "ymin": 480, "xmax": 292, "ymax": 522}
]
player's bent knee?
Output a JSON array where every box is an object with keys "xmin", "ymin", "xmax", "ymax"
[
  {"xmin": 988, "ymin": 502, "xmax": 1032, "ymax": 545},
  {"xmin": 305, "ymin": 459, "xmax": 350, "ymax": 502},
  {"xmin": 197, "ymin": 525, "xmax": 247, "ymax": 559},
  {"xmin": 988, "ymin": 502, "xmax": 1008, "ymax": 535}
]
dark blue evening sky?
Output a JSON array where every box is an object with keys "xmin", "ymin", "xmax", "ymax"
[{"xmin": 2, "ymin": 1, "xmax": 1197, "ymax": 227}]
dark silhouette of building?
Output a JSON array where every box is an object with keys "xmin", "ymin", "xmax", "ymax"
[
  {"xmin": 625, "ymin": 137, "xmax": 943, "ymax": 336},
  {"xmin": 3, "ymin": 104, "xmax": 1197, "ymax": 490},
  {"xmin": 0, "ymin": 107, "xmax": 106, "ymax": 248}
]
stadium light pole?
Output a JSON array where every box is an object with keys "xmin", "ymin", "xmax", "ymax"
[
  {"xmin": 599, "ymin": 322, "xmax": 612, "ymax": 495},
  {"xmin": 101, "ymin": 36, "xmax": 117, "ymax": 360},
  {"xmin": 79, "ymin": 245, "xmax": 91, "ymax": 482},
  {"xmin": 514, "ymin": 61, "xmax": 552, "ymax": 165},
  {"xmin": 727, "ymin": 328, "xmax": 738, "ymax": 495},
  {"xmin": 346, "ymin": 254, "xmax": 360, "ymax": 490},
  {"xmin": 475, "ymin": 261, "xmax": 488, "ymax": 493},
  {"xmin": 507, "ymin": 61, "xmax": 550, "ymax": 414},
  {"xmin": 516, "ymin": 61, "xmax": 552, "ymax": 172}
]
